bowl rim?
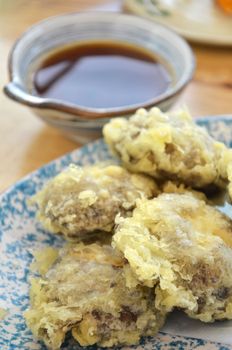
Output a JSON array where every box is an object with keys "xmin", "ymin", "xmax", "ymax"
[{"xmin": 4, "ymin": 11, "xmax": 195, "ymax": 120}]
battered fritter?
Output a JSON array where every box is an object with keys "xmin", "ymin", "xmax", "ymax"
[
  {"xmin": 25, "ymin": 243, "xmax": 165, "ymax": 349},
  {"xmin": 32, "ymin": 164, "xmax": 158, "ymax": 240},
  {"xmin": 227, "ymin": 163, "xmax": 232, "ymax": 202},
  {"xmin": 113, "ymin": 193, "xmax": 232, "ymax": 322},
  {"xmin": 103, "ymin": 107, "xmax": 232, "ymax": 189}
]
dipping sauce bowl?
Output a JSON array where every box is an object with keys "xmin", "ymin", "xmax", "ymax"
[{"xmin": 4, "ymin": 12, "xmax": 195, "ymax": 143}]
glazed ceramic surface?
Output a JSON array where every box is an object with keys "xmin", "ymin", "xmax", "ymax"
[
  {"xmin": 4, "ymin": 12, "xmax": 194, "ymax": 143},
  {"xmin": 1, "ymin": 116, "xmax": 232, "ymax": 350}
]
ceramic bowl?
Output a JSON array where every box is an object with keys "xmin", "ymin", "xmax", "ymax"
[{"xmin": 4, "ymin": 12, "xmax": 195, "ymax": 143}]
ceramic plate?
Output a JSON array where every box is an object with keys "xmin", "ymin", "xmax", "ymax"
[
  {"xmin": 1, "ymin": 116, "xmax": 232, "ymax": 350},
  {"xmin": 123, "ymin": 0, "xmax": 232, "ymax": 46}
]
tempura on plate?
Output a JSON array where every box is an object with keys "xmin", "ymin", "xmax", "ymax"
[
  {"xmin": 25, "ymin": 242, "xmax": 166, "ymax": 349},
  {"xmin": 103, "ymin": 107, "xmax": 232, "ymax": 189},
  {"xmin": 113, "ymin": 193, "xmax": 232, "ymax": 322},
  {"xmin": 26, "ymin": 105, "xmax": 232, "ymax": 348},
  {"xmin": 32, "ymin": 164, "xmax": 158, "ymax": 240}
]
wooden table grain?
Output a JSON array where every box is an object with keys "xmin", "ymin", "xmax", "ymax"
[{"xmin": 0, "ymin": 0, "xmax": 232, "ymax": 192}]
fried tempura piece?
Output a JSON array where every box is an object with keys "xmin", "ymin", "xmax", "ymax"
[
  {"xmin": 103, "ymin": 107, "xmax": 232, "ymax": 189},
  {"xmin": 25, "ymin": 243, "xmax": 165, "ymax": 349},
  {"xmin": 227, "ymin": 163, "xmax": 232, "ymax": 202},
  {"xmin": 32, "ymin": 164, "xmax": 158, "ymax": 240},
  {"xmin": 113, "ymin": 193, "xmax": 232, "ymax": 322}
]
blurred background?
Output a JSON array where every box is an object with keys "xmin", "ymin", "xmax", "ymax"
[{"xmin": 0, "ymin": 0, "xmax": 232, "ymax": 191}]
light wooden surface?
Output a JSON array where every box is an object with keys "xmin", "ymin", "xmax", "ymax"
[{"xmin": 0, "ymin": 0, "xmax": 232, "ymax": 192}]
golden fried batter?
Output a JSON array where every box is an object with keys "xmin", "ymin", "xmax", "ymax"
[
  {"xmin": 227, "ymin": 163, "xmax": 232, "ymax": 202},
  {"xmin": 25, "ymin": 243, "xmax": 165, "ymax": 349},
  {"xmin": 161, "ymin": 181, "xmax": 207, "ymax": 201},
  {"xmin": 103, "ymin": 107, "xmax": 232, "ymax": 189},
  {"xmin": 32, "ymin": 164, "xmax": 158, "ymax": 240},
  {"xmin": 113, "ymin": 193, "xmax": 232, "ymax": 322}
]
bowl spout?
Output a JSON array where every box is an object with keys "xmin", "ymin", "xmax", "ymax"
[{"xmin": 4, "ymin": 82, "xmax": 43, "ymax": 107}]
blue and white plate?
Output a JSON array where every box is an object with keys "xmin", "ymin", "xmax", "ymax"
[{"xmin": 1, "ymin": 116, "xmax": 232, "ymax": 350}]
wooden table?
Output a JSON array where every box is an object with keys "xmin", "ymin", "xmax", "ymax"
[{"xmin": 0, "ymin": 0, "xmax": 232, "ymax": 192}]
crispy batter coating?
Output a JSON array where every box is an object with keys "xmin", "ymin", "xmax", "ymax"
[
  {"xmin": 113, "ymin": 193, "xmax": 232, "ymax": 322},
  {"xmin": 227, "ymin": 163, "xmax": 232, "ymax": 202},
  {"xmin": 25, "ymin": 243, "xmax": 165, "ymax": 349},
  {"xmin": 32, "ymin": 164, "xmax": 158, "ymax": 240},
  {"xmin": 161, "ymin": 181, "xmax": 207, "ymax": 201},
  {"xmin": 103, "ymin": 107, "xmax": 232, "ymax": 189}
]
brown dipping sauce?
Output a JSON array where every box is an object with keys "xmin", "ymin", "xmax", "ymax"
[{"xmin": 34, "ymin": 41, "xmax": 171, "ymax": 109}]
